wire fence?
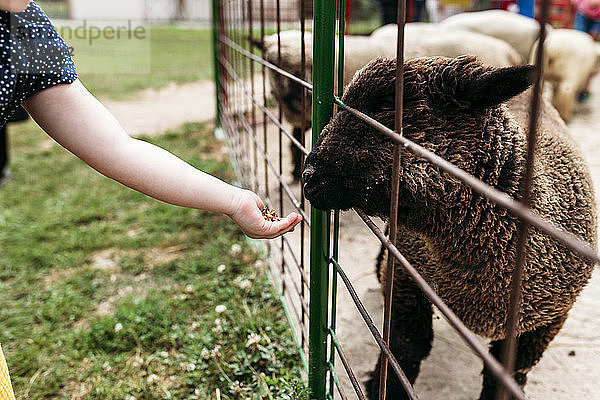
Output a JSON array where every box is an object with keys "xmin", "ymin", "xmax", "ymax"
[{"xmin": 213, "ymin": 0, "xmax": 599, "ymax": 398}]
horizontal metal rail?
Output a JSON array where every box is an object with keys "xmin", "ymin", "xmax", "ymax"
[
  {"xmin": 328, "ymin": 328, "xmax": 367, "ymax": 400},
  {"xmin": 330, "ymin": 258, "xmax": 420, "ymax": 400},
  {"xmin": 219, "ymin": 34, "xmax": 314, "ymax": 92},
  {"xmin": 354, "ymin": 209, "xmax": 527, "ymax": 400},
  {"xmin": 334, "ymin": 97, "xmax": 600, "ymax": 265},
  {"xmin": 219, "ymin": 54, "xmax": 310, "ymax": 156}
]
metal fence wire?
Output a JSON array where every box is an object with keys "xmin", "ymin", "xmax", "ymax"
[{"xmin": 212, "ymin": 0, "xmax": 600, "ymax": 398}]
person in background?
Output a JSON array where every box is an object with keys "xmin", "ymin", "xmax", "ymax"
[
  {"xmin": 0, "ymin": 1, "xmax": 302, "ymax": 398},
  {"xmin": 573, "ymin": 0, "xmax": 600, "ymax": 39}
]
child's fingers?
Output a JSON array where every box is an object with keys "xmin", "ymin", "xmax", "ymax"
[{"xmin": 262, "ymin": 212, "xmax": 302, "ymax": 238}]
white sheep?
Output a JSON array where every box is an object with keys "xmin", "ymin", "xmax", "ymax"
[
  {"xmin": 371, "ymin": 23, "xmax": 524, "ymax": 67},
  {"xmin": 437, "ymin": 11, "xmax": 600, "ymax": 120},
  {"xmin": 530, "ymin": 28, "xmax": 600, "ymax": 121},
  {"xmin": 438, "ymin": 9, "xmax": 550, "ymax": 61}
]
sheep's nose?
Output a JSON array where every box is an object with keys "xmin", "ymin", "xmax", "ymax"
[{"xmin": 303, "ymin": 164, "xmax": 315, "ymax": 182}]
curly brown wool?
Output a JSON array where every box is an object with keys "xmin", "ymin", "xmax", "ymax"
[{"xmin": 303, "ymin": 56, "xmax": 597, "ymax": 400}]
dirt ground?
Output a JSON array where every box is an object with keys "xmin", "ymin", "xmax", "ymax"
[{"xmin": 107, "ymin": 75, "xmax": 600, "ymax": 399}]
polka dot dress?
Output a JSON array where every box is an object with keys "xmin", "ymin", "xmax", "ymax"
[{"xmin": 0, "ymin": 1, "xmax": 77, "ymax": 127}]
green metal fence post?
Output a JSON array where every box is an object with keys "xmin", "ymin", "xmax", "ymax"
[
  {"xmin": 211, "ymin": 0, "xmax": 221, "ymax": 127},
  {"xmin": 309, "ymin": 0, "xmax": 336, "ymax": 397}
]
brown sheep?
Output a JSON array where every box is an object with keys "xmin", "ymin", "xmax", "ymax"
[{"xmin": 302, "ymin": 56, "xmax": 597, "ymax": 399}]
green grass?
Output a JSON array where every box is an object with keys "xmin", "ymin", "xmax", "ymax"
[
  {"xmin": 58, "ymin": 26, "xmax": 214, "ymax": 100},
  {"xmin": 0, "ymin": 121, "xmax": 307, "ymax": 399},
  {"xmin": 37, "ymin": 1, "xmax": 68, "ymax": 19}
]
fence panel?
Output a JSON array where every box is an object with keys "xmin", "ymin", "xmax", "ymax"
[{"xmin": 214, "ymin": 1, "xmax": 600, "ymax": 399}]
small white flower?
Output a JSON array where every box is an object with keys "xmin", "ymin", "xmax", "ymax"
[
  {"xmin": 246, "ymin": 333, "xmax": 261, "ymax": 351},
  {"xmin": 185, "ymin": 284, "xmax": 194, "ymax": 293},
  {"xmin": 125, "ymin": 396, "xmax": 136, "ymax": 400},
  {"xmin": 236, "ymin": 279, "xmax": 251, "ymax": 290},
  {"xmin": 114, "ymin": 323, "xmax": 123, "ymax": 333},
  {"xmin": 210, "ymin": 345, "xmax": 222, "ymax": 358},
  {"xmin": 230, "ymin": 244, "xmax": 242, "ymax": 256},
  {"xmin": 194, "ymin": 388, "xmax": 202, "ymax": 396},
  {"xmin": 186, "ymin": 362, "xmax": 196, "ymax": 371},
  {"xmin": 217, "ymin": 264, "xmax": 227, "ymax": 273},
  {"xmin": 200, "ymin": 348, "xmax": 210, "ymax": 359},
  {"xmin": 160, "ymin": 351, "xmax": 169, "ymax": 358},
  {"xmin": 212, "ymin": 318, "xmax": 223, "ymax": 333},
  {"xmin": 215, "ymin": 305, "xmax": 227, "ymax": 313},
  {"xmin": 102, "ymin": 361, "xmax": 112, "ymax": 372},
  {"xmin": 132, "ymin": 356, "xmax": 144, "ymax": 368},
  {"xmin": 191, "ymin": 322, "xmax": 200, "ymax": 329},
  {"xmin": 147, "ymin": 374, "xmax": 159, "ymax": 384}
]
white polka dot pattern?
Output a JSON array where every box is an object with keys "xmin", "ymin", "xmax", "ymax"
[{"xmin": 0, "ymin": 1, "xmax": 77, "ymax": 126}]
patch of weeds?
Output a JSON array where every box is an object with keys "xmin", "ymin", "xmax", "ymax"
[{"xmin": 1, "ymin": 121, "xmax": 305, "ymax": 399}]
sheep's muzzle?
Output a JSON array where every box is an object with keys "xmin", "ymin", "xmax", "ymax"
[{"xmin": 303, "ymin": 156, "xmax": 351, "ymax": 211}]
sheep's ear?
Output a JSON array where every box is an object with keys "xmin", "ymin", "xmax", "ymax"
[{"xmin": 458, "ymin": 65, "xmax": 535, "ymax": 109}]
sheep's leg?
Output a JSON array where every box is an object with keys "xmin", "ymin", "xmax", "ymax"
[
  {"xmin": 291, "ymin": 127, "xmax": 304, "ymax": 180},
  {"xmin": 552, "ymin": 82, "xmax": 576, "ymax": 121},
  {"xmin": 366, "ymin": 269, "xmax": 433, "ymax": 400},
  {"xmin": 478, "ymin": 315, "xmax": 567, "ymax": 400}
]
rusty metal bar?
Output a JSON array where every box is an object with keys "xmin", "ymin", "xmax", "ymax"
[
  {"xmin": 334, "ymin": 97, "xmax": 600, "ymax": 265},
  {"xmin": 355, "ymin": 209, "xmax": 527, "ymax": 400},
  {"xmin": 329, "ymin": 328, "xmax": 368, "ymax": 400},
  {"xmin": 331, "ymin": 257, "xmax": 420, "ymax": 400},
  {"xmin": 497, "ymin": 4, "xmax": 551, "ymax": 400},
  {"xmin": 379, "ymin": 3, "xmax": 406, "ymax": 398}
]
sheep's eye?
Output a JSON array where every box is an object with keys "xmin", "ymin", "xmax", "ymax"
[{"xmin": 381, "ymin": 94, "xmax": 395, "ymax": 111}]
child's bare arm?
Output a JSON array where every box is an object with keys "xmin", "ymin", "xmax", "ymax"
[{"xmin": 22, "ymin": 80, "xmax": 301, "ymax": 239}]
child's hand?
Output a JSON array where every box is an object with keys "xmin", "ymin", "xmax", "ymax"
[{"xmin": 228, "ymin": 189, "xmax": 302, "ymax": 239}]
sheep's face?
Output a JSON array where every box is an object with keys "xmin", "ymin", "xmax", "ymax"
[{"xmin": 303, "ymin": 56, "xmax": 533, "ymax": 220}]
